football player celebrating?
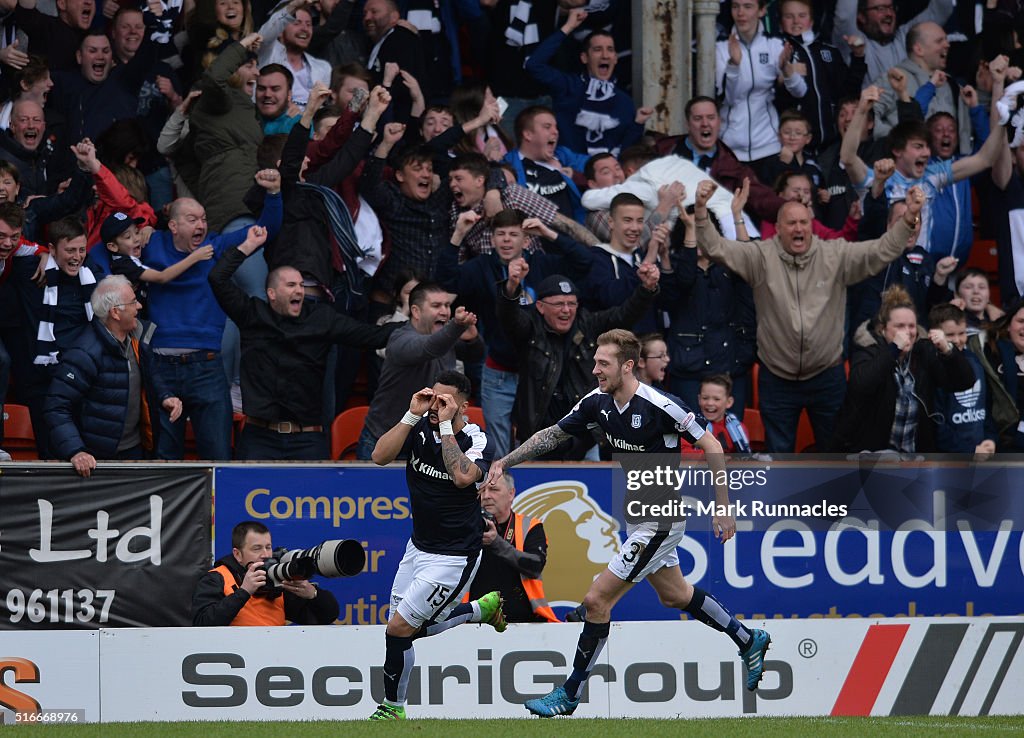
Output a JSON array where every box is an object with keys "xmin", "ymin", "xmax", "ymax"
[
  {"xmin": 485, "ymin": 329, "xmax": 771, "ymax": 717},
  {"xmin": 369, "ymin": 371, "xmax": 506, "ymax": 720}
]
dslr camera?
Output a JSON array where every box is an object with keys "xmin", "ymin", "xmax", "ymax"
[{"xmin": 256, "ymin": 539, "xmax": 365, "ymax": 596}]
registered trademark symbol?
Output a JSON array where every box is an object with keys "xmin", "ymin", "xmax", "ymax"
[{"xmin": 799, "ymin": 638, "xmax": 817, "ymax": 658}]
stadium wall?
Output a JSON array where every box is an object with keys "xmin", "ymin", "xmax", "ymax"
[
  {"xmin": 1, "ymin": 461, "xmax": 1023, "ymax": 632},
  {"xmin": 1, "ymin": 618, "xmax": 1023, "ymax": 722}
]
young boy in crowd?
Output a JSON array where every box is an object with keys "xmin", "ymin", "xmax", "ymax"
[
  {"xmin": 929, "ymin": 303, "xmax": 997, "ymax": 454},
  {"xmin": 97, "ymin": 211, "xmax": 213, "ymax": 305},
  {"xmin": 682, "ymin": 374, "xmax": 751, "ymax": 456},
  {"xmin": 758, "ymin": 111, "xmax": 825, "ymax": 200}
]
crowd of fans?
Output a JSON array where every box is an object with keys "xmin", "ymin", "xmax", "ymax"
[{"xmin": 0, "ymin": 0, "xmax": 1023, "ymax": 466}]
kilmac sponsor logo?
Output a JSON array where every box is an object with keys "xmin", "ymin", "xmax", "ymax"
[{"xmin": 409, "ymin": 452, "xmax": 450, "ymax": 481}]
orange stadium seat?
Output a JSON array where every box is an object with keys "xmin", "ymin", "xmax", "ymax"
[
  {"xmin": 2, "ymin": 404, "xmax": 37, "ymax": 460},
  {"xmin": 965, "ymin": 239, "xmax": 998, "ymax": 278},
  {"xmin": 750, "ymin": 364, "xmax": 760, "ymax": 409},
  {"xmin": 331, "ymin": 406, "xmax": 370, "ymax": 460},
  {"xmin": 464, "ymin": 407, "xmax": 486, "ymax": 429},
  {"xmin": 743, "ymin": 408, "xmax": 765, "ymax": 451},
  {"xmin": 796, "ymin": 410, "xmax": 816, "ymax": 453}
]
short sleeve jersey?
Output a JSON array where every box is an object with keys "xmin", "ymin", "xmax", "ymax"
[
  {"xmin": 558, "ymin": 383, "xmax": 706, "ymax": 452},
  {"xmin": 401, "ymin": 418, "xmax": 494, "ymax": 555}
]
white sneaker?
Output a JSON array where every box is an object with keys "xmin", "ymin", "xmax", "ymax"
[{"xmin": 0, "ymin": 449, "xmax": 12, "ymax": 462}]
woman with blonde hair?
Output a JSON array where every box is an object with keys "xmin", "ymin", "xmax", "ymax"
[{"xmin": 831, "ymin": 285, "xmax": 974, "ymax": 453}]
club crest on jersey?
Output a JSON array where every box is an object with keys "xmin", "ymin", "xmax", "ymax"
[
  {"xmin": 759, "ymin": 53, "xmax": 769, "ymax": 64},
  {"xmin": 631, "ymin": 414, "xmax": 642, "ymax": 428},
  {"xmin": 820, "ymin": 49, "xmax": 832, "ymax": 62}
]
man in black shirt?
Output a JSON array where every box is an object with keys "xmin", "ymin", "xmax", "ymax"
[
  {"xmin": 368, "ymin": 371, "xmax": 505, "ymax": 721},
  {"xmin": 208, "ymin": 226, "xmax": 396, "ymax": 460},
  {"xmin": 468, "ymin": 473, "xmax": 558, "ymax": 623}
]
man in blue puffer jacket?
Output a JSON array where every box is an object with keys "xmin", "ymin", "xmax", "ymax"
[{"xmin": 45, "ymin": 275, "xmax": 182, "ymax": 477}]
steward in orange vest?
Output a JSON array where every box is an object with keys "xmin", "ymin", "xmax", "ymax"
[{"xmin": 467, "ymin": 508, "xmax": 559, "ymax": 623}]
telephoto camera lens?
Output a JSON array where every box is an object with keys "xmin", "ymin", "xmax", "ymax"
[{"xmin": 264, "ymin": 540, "xmax": 366, "ymax": 587}]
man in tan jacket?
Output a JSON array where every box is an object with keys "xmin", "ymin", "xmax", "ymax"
[{"xmin": 693, "ymin": 180, "xmax": 926, "ymax": 452}]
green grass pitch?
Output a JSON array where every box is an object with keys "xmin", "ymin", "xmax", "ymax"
[{"xmin": 12, "ymin": 716, "xmax": 1024, "ymax": 737}]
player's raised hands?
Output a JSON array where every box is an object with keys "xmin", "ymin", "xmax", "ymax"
[
  {"xmin": 409, "ymin": 387, "xmax": 435, "ymax": 415},
  {"xmin": 434, "ymin": 393, "xmax": 459, "ymax": 422}
]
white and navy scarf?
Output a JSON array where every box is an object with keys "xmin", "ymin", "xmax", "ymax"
[
  {"xmin": 34, "ymin": 254, "xmax": 95, "ymax": 366},
  {"xmin": 505, "ymin": 1, "xmax": 540, "ymax": 48}
]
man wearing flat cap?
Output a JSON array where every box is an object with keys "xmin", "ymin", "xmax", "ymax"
[{"xmin": 497, "ymin": 262, "xmax": 661, "ymax": 459}]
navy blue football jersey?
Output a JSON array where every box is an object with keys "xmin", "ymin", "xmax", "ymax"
[
  {"xmin": 558, "ymin": 383, "xmax": 706, "ymax": 452},
  {"xmin": 401, "ymin": 417, "xmax": 493, "ymax": 555}
]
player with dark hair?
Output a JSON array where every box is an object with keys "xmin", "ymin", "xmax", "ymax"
[
  {"xmin": 368, "ymin": 370, "xmax": 505, "ymax": 721},
  {"xmin": 486, "ymin": 328, "xmax": 771, "ymax": 717}
]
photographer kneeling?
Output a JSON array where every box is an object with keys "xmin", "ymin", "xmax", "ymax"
[
  {"xmin": 192, "ymin": 521, "xmax": 340, "ymax": 626},
  {"xmin": 466, "ymin": 474, "xmax": 559, "ymax": 623}
]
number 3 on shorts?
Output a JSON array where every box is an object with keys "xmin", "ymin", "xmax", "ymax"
[{"xmin": 622, "ymin": 541, "xmax": 645, "ymax": 563}]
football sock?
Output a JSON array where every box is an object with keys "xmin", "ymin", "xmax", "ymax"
[
  {"xmin": 563, "ymin": 619, "xmax": 610, "ymax": 700},
  {"xmin": 383, "ymin": 634, "xmax": 415, "ymax": 704},
  {"xmin": 684, "ymin": 586, "xmax": 751, "ymax": 649},
  {"xmin": 418, "ymin": 602, "xmax": 475, "ymax": 637}
]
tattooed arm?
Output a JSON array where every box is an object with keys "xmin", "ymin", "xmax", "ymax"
[
  {"xmin": 435, "ymin": 393, "xmax": 482, "ymax": 488},
  {"xmin": 551, "ymin": 213, "xmax": 600, "ymax": 247},
  {"xmin": 440, "ymin": 435, "xmax": 482, "ymax": 488},
  {"xmin": 483, "ymin": 424, "xmax": 572, "ymax": 487}
]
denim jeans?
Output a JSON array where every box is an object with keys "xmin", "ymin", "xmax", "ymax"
[
  {"xmin": 481, "ymin": 364, "xmax": 517, "ymax": 459},
  {"xmin": 355, "ymin": 424, "xmax": 377, "ymax": 461},
  {"xmin": 218, "ymin": 216, "xmax": 263, "ymax": 385},
  {"xmin": 758, "ymin": 363, "xmax": 846, "ymax": 453},
  {"xmin": 144, "ymin": 166, "xmax": 174, "ymax": 214},
  {"xmin": 152, "ymin": 353, "xmax": 233, "ymax": 460}
]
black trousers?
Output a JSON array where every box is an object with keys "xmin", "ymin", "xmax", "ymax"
[{"xmin": 235, "ymin": 425, "xmax": 329, "ymax": 461}]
